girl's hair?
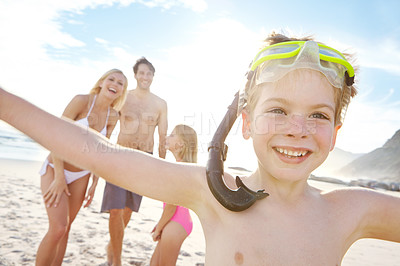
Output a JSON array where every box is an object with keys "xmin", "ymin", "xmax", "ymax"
[
  {"xmin": 89, "ymin": 69, "xmax": 128, "ymax": 111},
  {"xmin": 246, "ymin": 32, "xmax": 358, "ymax": 125},
  {"xmin": 173, "ymin": 124, "xmax": 198, "ymax": 163}
]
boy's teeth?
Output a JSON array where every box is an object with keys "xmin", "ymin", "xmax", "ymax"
[{"xmin": 276, "ymin": 148, "xmax": 307, "ymax": 157}]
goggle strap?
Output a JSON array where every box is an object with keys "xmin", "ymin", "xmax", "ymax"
[{"xmin": 345, "ymin": 72, "xmax": 354, "ymax": 86}]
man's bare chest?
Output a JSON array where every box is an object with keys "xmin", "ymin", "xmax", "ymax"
[{"xmin": 120, "ymin": 100, "xmax": 159, "ymax": 126}]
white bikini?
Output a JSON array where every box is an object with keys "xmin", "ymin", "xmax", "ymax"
[{"xmin": 39, "ymin": 95, "xmax": 110, "ymax": 184}]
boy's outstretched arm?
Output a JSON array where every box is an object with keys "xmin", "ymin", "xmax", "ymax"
[
  {"xmin": 360, "ymin": 189, "xmax": 400, "ymax": 242},
  {"xmin": 0, "ymin": 88, "xmax": 205, "ymax": 209}
]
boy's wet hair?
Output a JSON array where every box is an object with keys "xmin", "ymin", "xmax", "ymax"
[{"xmin": 246, "ymin": 32, "xmax": 358, "ymax": 125}]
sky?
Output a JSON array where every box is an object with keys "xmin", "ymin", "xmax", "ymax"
[{"xmin": 0, "ymin": 0, "xmax": 400, "ymax": 169}]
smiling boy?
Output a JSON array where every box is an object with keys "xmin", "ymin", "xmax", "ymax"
[{"xmin": 1, "ymin": 32, "xmax": 399, "ymax": 265}]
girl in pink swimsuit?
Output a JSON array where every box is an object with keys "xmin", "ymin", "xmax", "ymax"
[
  {"xmin": 35, "ymin": 69, "xmax": 128, "ymax": 266},
  {"xmin": 150, "ymin": 124, "xmax": 197, "ymax": 266}
]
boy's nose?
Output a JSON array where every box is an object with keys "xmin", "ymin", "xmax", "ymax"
[{"xmin": 285, "ymin": 114, "xmax": 312, "ymax": 138}]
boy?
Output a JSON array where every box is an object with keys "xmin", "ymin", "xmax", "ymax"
[{"xmin": 1, "ymin": 33, "xmax": 399, "ymax": 265}]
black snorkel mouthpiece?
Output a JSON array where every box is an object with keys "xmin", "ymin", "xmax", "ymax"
[{"xmin": 206, "ymin": 92, "xmax": 269, "ymax": 212}]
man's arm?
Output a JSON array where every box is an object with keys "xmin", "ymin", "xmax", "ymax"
[{"xmin": 157, "ymin": 100, "xmax": 168, "ymax": 159}]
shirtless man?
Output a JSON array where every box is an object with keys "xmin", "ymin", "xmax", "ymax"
[{"xmin": 100, "ymin": 57, "xmax": 168, "ymax": 266}]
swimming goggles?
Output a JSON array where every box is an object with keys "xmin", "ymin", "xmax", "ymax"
[
  {"xmin": 238, "ymin": 40, "xmax": 355, "ymax": 113},
  {"xmin": 251, "ymin": 40, "xmax": 354, "ymax": 86}
]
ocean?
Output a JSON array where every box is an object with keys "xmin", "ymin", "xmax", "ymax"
[{"xmin": 0, "ymin": 123, "xmax": 48, "ymax": 162}]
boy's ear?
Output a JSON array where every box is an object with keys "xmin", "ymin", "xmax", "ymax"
[
  {"xmin": 330, "ymin": 123, "xmax": 342, "ymax": 151},
  {"xmin": 242, "ymin": 109, "xmax": 251, "ymax": 140}
]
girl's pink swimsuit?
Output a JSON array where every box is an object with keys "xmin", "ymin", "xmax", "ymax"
[{"xmin": 163, "ymin": 203, "xmax": 193, "ymax": 235}]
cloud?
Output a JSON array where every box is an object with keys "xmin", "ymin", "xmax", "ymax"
[
  {"xmin": 150, "ymin": 18, "xmax": 265, "ymax": 164},
  {"xmin": 356, "ymin": 37, "xmax": 400, "ymax": 76},
  {"xmin": 320, "ymin": 35, "xmax": 400, "ymax": 153},
  {"xmin": 337, "ymin": 88, "xmax": 400, "ymax": 153},
  {"xmin": 0, "ymin": 0, "xmax": 207, "ymax": 113},
  {"xmin": 95, "ymin": 37, "xmax": 109, "ymax": 45},
  {"xmin": 119, "ymin": 0, "xmax": 207, "ymax": 12},
  {"xmin": 156, "ymin": 17, "xmax": 263, "ymax": 117},
  {"xmin": 179, "ymin": 0, "xmax": 208, "ymax": 12}
]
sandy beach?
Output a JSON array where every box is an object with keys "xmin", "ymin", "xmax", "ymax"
[{"xmin": 1, "ymin": 158, "xmax": 399, "ymax": 265}]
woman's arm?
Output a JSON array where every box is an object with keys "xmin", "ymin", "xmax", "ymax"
[
  {"xmin": 0, "ymin": 89, "xmax": 206, "ymax": 210},
  {"xmin": 41, "ymin": 94, "xmax": 87, "ymax": 207},
  {"xmin": 157, "ymin": 100, "xmax": 168, "ymax": 159},
  {"xmin": 84, "ymin": 173, "xmax": 99, "ymax": 208},
  {"xmin": 42, "ymin": 155, "xmax": 70, "ymax": 208}
]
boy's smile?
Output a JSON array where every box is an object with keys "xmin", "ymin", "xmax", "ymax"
[
  {"xmin": 273, "ymin": 146, "xmax": 311, "ymax": 164},
  {"xmin": 243, "ymin": 69, "xmax": 340, "ymax": 183}
]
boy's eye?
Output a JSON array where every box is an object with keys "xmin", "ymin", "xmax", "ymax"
[
  {"xmin": 310, "ymin": 112, "xmax": 329, "ymax": 120},
  {"xmin": 268, "ymin": 108, "xmax": 286, "ymax": 115}
]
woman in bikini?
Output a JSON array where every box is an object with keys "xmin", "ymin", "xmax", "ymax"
[
  {"xmin": 36, "ymin": 69, "xmax": 128, "ymax": 266},
  {"xmin": 150, "ymin": 124, "xmax": 197, "ymax": 266}
]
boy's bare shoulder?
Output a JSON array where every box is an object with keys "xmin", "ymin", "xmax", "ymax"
[
  {"xmin": 321, "ymin": 186, "xmax": 378, "ymax": 197},
  {"xmin": 319, "ymin": 186, "xmax": 399, "ymax": 207}
]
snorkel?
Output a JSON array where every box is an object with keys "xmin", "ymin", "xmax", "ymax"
[
  {"xmin": 206, "ymin": 40, "xmax": 355, "ymax": 212},
  {"xmin": 206, "ymin": 92, "xmax": 269, "ymax": 212}
]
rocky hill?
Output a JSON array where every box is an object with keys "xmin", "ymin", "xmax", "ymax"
[
  {"xmin": 313, "ymin": 147, "xmax": 363, "ymax": 177},
  {"xmin": 338, "ymin": 129, "xmax": 400, "ymax": 182}
]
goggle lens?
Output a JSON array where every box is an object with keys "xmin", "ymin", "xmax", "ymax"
[{"xmin": 319, "ymin": 47, "xmax": 344, "ymax": 59}]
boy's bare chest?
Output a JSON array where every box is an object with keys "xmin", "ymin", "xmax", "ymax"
[{"xmin": 204, "ymin": 207, "xmax": 346, "ymax": 265}]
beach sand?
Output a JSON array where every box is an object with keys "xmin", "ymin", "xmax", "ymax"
[{"xmin": 0, "ymin": 158, "xmax": 399, "ymax": 265}]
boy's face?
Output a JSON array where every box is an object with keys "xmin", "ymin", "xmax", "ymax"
[{"xmin": 242, "ymin": 69, "xmax": 341, "ymax": 181}]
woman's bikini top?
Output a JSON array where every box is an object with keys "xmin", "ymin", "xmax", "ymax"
[{"xmin": 75, "ymin": 94, "xmax": 109, "ymax": 136}]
